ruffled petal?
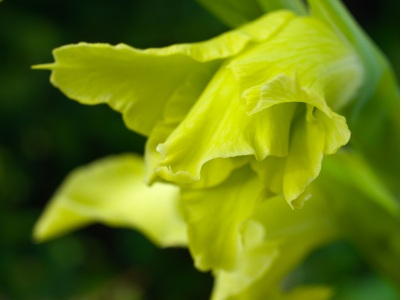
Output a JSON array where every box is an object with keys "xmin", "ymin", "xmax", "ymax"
[
  {"xmin": 231, "ymin": 17, "xmax": 363, "ymax": 113},
  {"xmin": 154, "ymin": 15, "xmax": 360, "ymax": 198},
  {"xmin": 229, "ymin": 16, "xmax": 359, "ymax": 206},
  {"xmin": 252, "ymin": 106, "xmax": 349, "ymax": 208},
  {"xmin": 33, "ymin": 11, "xmax": 295, "ymax": 136},
  {"xmin": 146, "ymin": 119, "xmax": 250, "ymax": 189},
  {"xmin": 155, "ymin": 65, "xmax": 296, "ymax": 184},
  {"xmin": 281, "ymin": 107, "xmax": 345, "ymax": 206},
  {"xmin": 33, "ymin": 154, "xmax": 187, "ymax": 248},
  {"xmin": 180, "ymin": 167, "xmax": 266, "ymax": 271}
]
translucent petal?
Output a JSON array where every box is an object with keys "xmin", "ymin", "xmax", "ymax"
[
  {"xmin": 181, "ymin": 167, "xmax": 266, "ymax": 271},
  {"xmin": 33, "ymin": 11, "xmax": 295, "ymax": 136},
  {"xmin": 33, "ymin": 154, "xmax": 187, "ymax": 248}
]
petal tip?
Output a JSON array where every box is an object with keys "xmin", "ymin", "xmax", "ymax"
[{"xmin": 32, "ymin": 63, "xmax": 55, "ymax": 70}]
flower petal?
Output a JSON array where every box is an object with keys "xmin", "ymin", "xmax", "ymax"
[
  {"xmin": 231, "ymin": 17, "xmax": 363, "ymax": 114},
  {"xmin": 155, "ymin": 65, "xmax": 297, "ymax": 184},
  {"xmin": 181, "ymin": 166, "xmax": 265, "ymax": 271},
  {"xmin": 252, "ymin": 106, "xmax": 350, "ymax": 207},
  {"xmin": 154, "ymin": 15, "xmax": 358, "ymax": 196},
  {"xmin": 212, "ymin": 195, "xmax": 337, "ymax": 299},
  {"xmin": 33, "ymin": 154, "xmax": 187, "ymax": 248},
  {"xmin": 145, "ymin": 71, "xmax": 248, "ymax": 188},
  {"xmin": 33, "ymin": 11, "xmax": 295, "ymax": 136},
  {"xmin": 211, "ymin": 220, "xmax": 280, "ymax": 300},
  {"xmin": 34, "ymin": 43, "xmax": 218, "ymax": 136}
]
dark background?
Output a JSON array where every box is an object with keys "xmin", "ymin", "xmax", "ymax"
[{"xmin": 0, "ymin": 0, "xmax": 399, "ymax": 299}]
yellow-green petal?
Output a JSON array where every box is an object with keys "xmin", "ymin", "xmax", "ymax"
[
  {"xmin": 33, "ymin": 154, "xmax": 187, "ymax": 248},
  {"xmin": 284, "ymin": 107, "xmax": 350, "ymax": 206},
  {"xmin": 212, "ymin": 195, "xmax": 338, "ymax": 299},
  {"xmin": 211, "ymin": 220, "xmax": 280, "ymax": 300},
  {"xmin": 154, "ymin": 15, "xmax": 359, "ymax": 200},
  {"xmin": 34, "ymin": 43, "xmax": 218, "ymax": 136},
  {"xmin": 34, "ymin": 11, "xmax": 295, "ymax": 136},
  {"xmin": 181, "ymin": 167, "xmax": 265, "ymax": 271},
  {"xmin": 230, "ymin": 16, "xmax": 358, "ymax": 206},
  {"xmin": 155, "ymin": 65, "xmax": 296, "ymax": 185},
  {"xmin": 231, "ymin": 17, "xmax": 363, "ymax": 113}
]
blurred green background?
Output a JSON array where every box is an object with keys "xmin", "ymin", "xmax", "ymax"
[{"xmin": 0, "ymin": 0, "xmax": 399, "ymax": 299}]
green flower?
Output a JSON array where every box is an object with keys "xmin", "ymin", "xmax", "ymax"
[
  {"xmin": 34, "ymin": 10, "xmax": 363, "ymax": 208},
  {"xmin": 33, "ymin": 0, "xmax": 399, "ymax": 298},
  {"xmin": 34, "ymin": 7, "xmax": 365, "ymax": 273}
]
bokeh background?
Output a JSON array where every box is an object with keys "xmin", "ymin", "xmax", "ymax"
[{"xmin": 0, "ymin": 0, "xmax": 399, "ymax": 299}]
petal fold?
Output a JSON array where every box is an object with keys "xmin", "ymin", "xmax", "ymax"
[{"xmin": 155, "ymin": 66, "xmax": 296, "ymax": 185}]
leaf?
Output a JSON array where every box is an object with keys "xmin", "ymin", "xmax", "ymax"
[
  {"xmin": 197, "ymin": 0, "xmax": 263, "ymax": 28},
  {"xmin": 318, "ymin": 151, "xmax": 399, "ymax": 283}
]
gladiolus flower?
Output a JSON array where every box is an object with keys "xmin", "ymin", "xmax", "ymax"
[{"xmin": 32, "ymin": 2, "xmax": 402, "ymax": 299}]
